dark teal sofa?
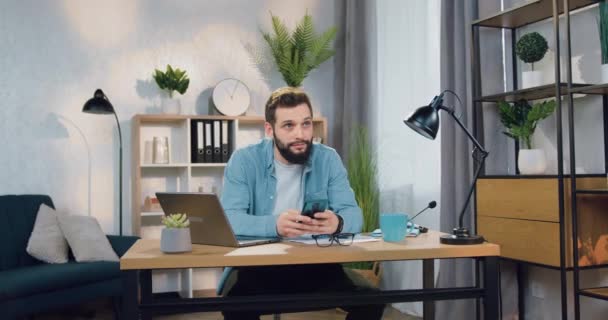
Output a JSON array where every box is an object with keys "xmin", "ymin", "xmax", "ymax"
[{"xmin": 0, "ymin": 195, "xmax": 138, "ymax": 319}]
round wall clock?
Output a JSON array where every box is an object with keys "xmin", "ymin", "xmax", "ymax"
[{"xmin": 212, "ymin": 78, "xmax": 251, "ymax": 116}]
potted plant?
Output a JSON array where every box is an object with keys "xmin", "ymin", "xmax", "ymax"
[
  {"xmin": 498, "ymin": 99, "xmax": 556, "ymax": 174},
  {"xmin": 516, "ymin": 32, "xmax": 549, "ymax": 88},
  {"xmin": 599, "ymin": 1, "xmax": 608, "ymax": 83},
  {"xmin": 262, "ymin": 12, "xmax": 337, "ymax": 87},
  {"xmin": 344, "ymin": 126, "xmax": 381, "ymax": 285},
  {"xmin": 160, "ymin": 213, "xmax": 192, "ymax": 253},
  {"xmin": 153, "ymin": 64, "xmax": 190, "ymax": 114}
]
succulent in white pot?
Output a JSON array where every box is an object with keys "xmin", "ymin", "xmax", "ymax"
[
  {"xmin": 516, "ymin": 32, "xmax": 548, "ymax": 88},
  {"xmin": 498, "ymin": 99, "xmax": 556, "ymax": 175},
  {"xmin": 160, "ymin": 213, "xmax": 192, "ymax": 253}
]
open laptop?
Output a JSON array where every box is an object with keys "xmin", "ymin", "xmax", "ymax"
[{"xmin": 156, "ymin": 192, "xmax": 280, "ymax": 247}]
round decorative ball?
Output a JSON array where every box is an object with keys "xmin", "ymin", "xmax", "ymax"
[{"xmin": 516, "ymin": 32, "xmax": 549, "ymax": 64}]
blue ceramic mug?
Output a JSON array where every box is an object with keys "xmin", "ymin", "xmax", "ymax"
[{"xmin": 379, "ymin": 213, "xmax": 410, "ymax": 242}]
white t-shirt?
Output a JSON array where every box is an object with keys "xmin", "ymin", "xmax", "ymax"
[{"xmin": 271, "ymin": 160, "xmax": 304, "ymax": 216}]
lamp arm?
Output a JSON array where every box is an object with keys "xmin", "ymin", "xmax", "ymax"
[
  {"xmin": 440, "ymin": 106, "xmax": 487, "ymax": 154},
  {"xmin": 440, "ymin": 106, "xmax": 489, "ymax": 230}
]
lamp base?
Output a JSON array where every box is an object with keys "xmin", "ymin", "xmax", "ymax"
[{"xmin": 440, "ymin": 227, "xmax": 485, "ymax": 245}]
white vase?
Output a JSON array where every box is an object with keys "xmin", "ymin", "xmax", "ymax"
[
  {"xmin": 160, "ymin": 228, "xmax": 192, "ymax": 253},
  {"xmin": 518, "ymin": 149, "xmax": 547, "ymax": 175},
  {"xmin": 161, "ymin": 97, "xmax": 181, "ymax": 114},
  {"xmin": 521, "ymin": 70, "xmax": 543, "ymax": 88},
  {"xmin": 602, "ymin": 64, "xmax": 608, "ymax": 84}
]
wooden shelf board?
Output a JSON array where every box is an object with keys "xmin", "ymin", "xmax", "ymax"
[
  {"xmin": 580, "ymin": 287, "xmax": 608, "ymax": 301},
  {"xmin": 473, "ymin": 0, "xmax": 597, "ymax": 29},
  {"xmin": 141, "ymin": 163, "xmax": 189, "ymax": 168},
  {"xmin": 475, "ymin": 83, "xmax": 590, "ymax": 103},
  {"xmin": 141, "ymin": 211, "xmax": 164, "ymax": 217},
  {"xmin": 569, "ymin": 83, "xmax": 608, "ymax": 95},
  {"xmin": 190, "ymin": 163, "xmax": 227, "ymax": 168},
  {"xmin": 480, "ymin": 174, "xmax": 607, "ymax": 179}
]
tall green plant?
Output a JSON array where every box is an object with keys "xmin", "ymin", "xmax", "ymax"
[
  {"xmin": 262, "ymin": 12, "xmax": 337, "ymax": 87},
  {"xmin": 347, "ymin": 127, "xmax": 379, "ymax": 233},
  {"xmin": 599, "ymin": 1, "xmax": 608, "ymax": 64},
  {"xmin": 345, "ymin": 126, "xmax": 379, "ymax": 270},
  {"xmin": 498, "ymin": 99, "xmax": 556, "ymax": 149}
]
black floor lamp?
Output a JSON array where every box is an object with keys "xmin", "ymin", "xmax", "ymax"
[
  {"xmin": 404, "ymin": 90, "xmax": 486, "ymax": 245},
  {"xmin": 82, "ymin": 89, "xmax": 123, "ymax": 236}
]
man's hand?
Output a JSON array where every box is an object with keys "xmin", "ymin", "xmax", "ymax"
[
  {"xmin": 312, "ymin": 210, "xmax": 339, "ymax": 235},
  {"xmin": 276, "ymin": 209, "xmax": 319, "ymax": 238}
]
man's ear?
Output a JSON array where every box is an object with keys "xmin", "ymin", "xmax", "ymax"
[{"xmin": 264, "ymin": 122, "xmax": 274, "ymax": 138}]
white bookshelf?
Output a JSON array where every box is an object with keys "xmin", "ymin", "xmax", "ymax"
[{"xmin": 130, "ymin": 114, "xmax": 328, "ymax": 296}]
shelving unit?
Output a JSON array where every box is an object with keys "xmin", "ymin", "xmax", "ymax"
[
  {"xmin": 131, "ymin": 113, "xmax": 328, "ymax": 296},
  {"xmin": 471, "ymin": 1, "xmax": 608, "ymax": 319}
]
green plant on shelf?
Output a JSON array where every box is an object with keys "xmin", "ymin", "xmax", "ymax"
[
  {"xmin": 153, "ymin": 65, "xmax": 190, "ymax": 98},
  {"xmin": 599, "ymin": 1, "xmax": 608, "ymax": 64},
  {"xmin": 515, "ymin": 32, "xmax": 548, "ymax": 71},
  {"xmin": 498, "ymin": 99, "xmax": 556, "ymax": 149}
]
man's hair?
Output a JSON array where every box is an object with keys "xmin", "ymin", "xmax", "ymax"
[{"xmin": 265, "ymin": 87, "xmax": 313, "ymax": 125}]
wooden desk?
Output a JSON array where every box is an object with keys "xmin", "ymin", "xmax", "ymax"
[{"xmin": 120, "ymin": 231, "xmax": 500, "ymax": 319}]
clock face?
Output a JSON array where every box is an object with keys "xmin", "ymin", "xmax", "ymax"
[{"xmin": 212, "ymin": 78, "xmax": 251, "ymax": 116}]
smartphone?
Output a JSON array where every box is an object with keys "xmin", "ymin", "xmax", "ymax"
[{"xmin": 301, "ymin": 199, "xmax": 328, "ymax": 219}]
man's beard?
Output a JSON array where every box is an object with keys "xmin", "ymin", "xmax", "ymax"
[{"xmin": 273, "ymin": 133, "xmax": 312, "ymax": 165}]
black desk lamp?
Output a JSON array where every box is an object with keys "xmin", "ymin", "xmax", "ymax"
[
  {"xmin": 82, "ymin": 89, "xmax": 123, "ymax": 236},
  {"xmin": 404, "ymin": 90, "xmax": 486, "ymax": 245}
]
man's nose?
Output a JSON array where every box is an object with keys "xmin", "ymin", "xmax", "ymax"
[{"xmin": 294, "ymin": 125, "xmax": 304, "ymax": 139}]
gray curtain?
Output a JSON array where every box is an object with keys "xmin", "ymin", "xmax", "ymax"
[
  {"xmin": 335, "ymin": 0, "xmax": 377, "ymax": 159},
  {"xmin": 436, "ymin": 0, "xmax": 480, "ymax": 319},
  {"xmin": 438, "ymin": 0, "xmax": 519, "ymax": 319}
]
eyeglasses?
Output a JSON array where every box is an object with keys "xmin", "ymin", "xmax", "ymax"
[{"xmin": 311, "ymin": 233, "xmax": 355, "ymax": 247}]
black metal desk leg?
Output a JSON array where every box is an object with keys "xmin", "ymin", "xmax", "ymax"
[
  {"xmin": 121, "ymin": 270, "xmax": 139, "ymax": 320},
  {"xmin": 140, "ymin": 270, "xmax": 153, "ymax": 320},
  {"xmin": 483, "ymin": 256, "xmax": 500, "ymax": 320},
  {"xmin": 423, "ymin": 259, "xmax": 435, "ymax": 320}
]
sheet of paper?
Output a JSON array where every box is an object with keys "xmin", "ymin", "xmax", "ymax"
[{"xmin": 225, "ymin": 243, "xmax": 291, "ymax": 256}]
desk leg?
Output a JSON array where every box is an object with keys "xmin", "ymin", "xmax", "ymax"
[
  {"xmin": 483, "ymin": 256, "xmax": 500, "ymax": 320},
  {"xmin": 423, "ymin": 259, "xmax": 435, "ymax": 320},
  {"xmin": 140, "ymin": 270, "xmax": 152, "ymax": 320},
  {"xmin": 121, "ymin": 270, "xmax": 138, "ymax": 320}
]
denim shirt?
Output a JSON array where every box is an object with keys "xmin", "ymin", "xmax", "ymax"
[{"xmin": 220, "ymin": 139, "xmax": 363, "ymax": 237}]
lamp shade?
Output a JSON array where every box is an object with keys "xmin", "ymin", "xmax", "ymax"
[
  {"xmin": 404, "ymin": 105, "xmax": 440, "ymax": 140},
  {"xmin": 83, "ymin": 89, "xmax": 115, "ymax": 114}
]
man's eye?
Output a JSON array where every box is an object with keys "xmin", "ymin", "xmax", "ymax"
[
  {"xmin": 303, "ymin": 121, "xmax": 312, "ymax": 127},
  {"xmin": 283, "ymin": 123, "xmax": 293, "ymax": 128}
]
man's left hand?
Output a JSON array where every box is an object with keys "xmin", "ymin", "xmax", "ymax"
[{"xmin": 312, "ymin": 210, "xmax": 339, "ymax": 234}]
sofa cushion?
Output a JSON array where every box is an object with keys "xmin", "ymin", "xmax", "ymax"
[
  {"xmin": 0, "ymin": 261, "xmax": 120, "ymax": 300},
  {"xmin": 0, "ymin": 195, "xmax": 55, "ymax": 271},
  {"xmin": 59, "ymin": 215, "xmax": 119, "ymax": 262},
  {"xmin": 26, "ymin": 204, "xmax": 69, "ymax": 264}
]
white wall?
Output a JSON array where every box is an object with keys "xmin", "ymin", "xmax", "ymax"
[
  {"xmin": 376, "ymin": 0, "xmax": 441, "ymax": 316},
  {"xmin": 0, "ymin": 0, "xmax": 343, "ymax": 234}
]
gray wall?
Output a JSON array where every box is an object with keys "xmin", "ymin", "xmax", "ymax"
[{"xmin": 0, "ymin": 0, "xmax": 344, "ymax": 233}]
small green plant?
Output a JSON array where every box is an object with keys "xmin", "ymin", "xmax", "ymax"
[
  {"xmin": 161, "ymin": 213, "xmax": 190, "ymax": 228},
  {"xmin": 498, "ymin": 99, "xmax": 556, "ymax": 149},
  {"xmin": 344, "ymin": 126, "xmax": 379, "ymax": 270},
  {"xmin": 262, "ymin": 11, "xmax": 337, "ymax": 87},
  {"xmin": 598, "ymin": 1, "xmax": 608, "ymax": 64},
  {"xmin": 153, "ymin": 65, "xmax": 190, "ymax": 98},
  {"xmin": 516, "ymin": 32, "xmax": 549, "ymax": 70}
]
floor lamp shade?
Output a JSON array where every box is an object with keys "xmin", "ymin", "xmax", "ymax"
[{"xmin": 82, "ymin": 89, "xmax": 123, "ymax": 235}]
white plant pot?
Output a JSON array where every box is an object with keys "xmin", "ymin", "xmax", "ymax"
[
  {"xmin": 602, "ymin": 64, "xmax": 608, "ymax": 84},
  {"xmin": 161, "ymin": 97, "xmax": 181, "ymax": 114},
  {"xmin": 518, "ymin": 149, "xmax": 547, "ymax": 175},
  {"xmin": 522, "ymin": 70, "xmax": 543, "ymax": 88},
  {"xmin": 160, "ymin": 228, "xmax": 192, "ymax": 253}
]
